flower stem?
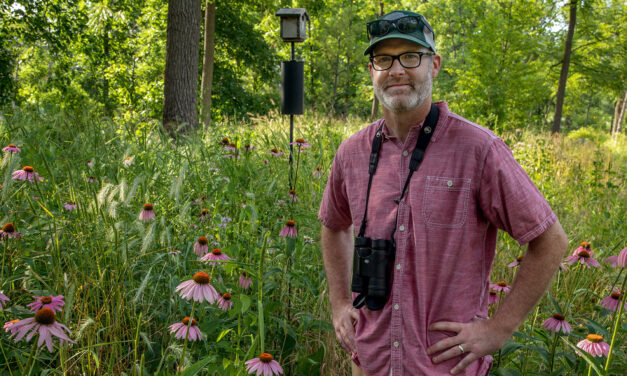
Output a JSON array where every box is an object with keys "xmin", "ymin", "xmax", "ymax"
[
  {"xmin": 549, "ymin": 332, "xmax": 559, "ymax": 373},
  {"xmin": 178, "ymin": 301, "xmax": 197, "ymax": 373},
  {"xmin": 604, "ymin": 270, "xmax": 626, "ymax": 371},
  {"xmin": 257, "ymin": 232, "xmax": 269, "ymax": 354},
  {"xmin": 25, "ymin": 340, "xmax": 38, "ymax": 376}
]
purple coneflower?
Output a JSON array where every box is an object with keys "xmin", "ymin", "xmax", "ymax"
[
  {"xmin": 239, "ymin": 271, "xmax": 252, "ymax": 290},
  {"xmin": 195, "ymin": 195, "xmax": 208, "ymax": 204},
  {"xmin": 489, "ymin": 281, "xmax": 511, "ymax": 293},
  {"xmin": 576, "ymin": 334, "xmax": 610, "ymax": 357},
  {"xmin": 123, "ymin": 156, "xmax": 135, "ymax": 166},
  {"xmin": 199, "ymin": 208, "xmax": 211, "ymax": 221},
  {"xmin": 169, "ymin": 317, "xmax": 202, "ymax": 341},
  {"xmin": 291, "ymin": 138, "xmax": 310, "ymax": 148},
  {"xmin": 269, "ymin": 148, "xmax": 284, "ymax": 157},
  {"xmin": 542, "ymin": 313, "xmax": 571, "ymax": 334},
  {"xmin": 10, "ymin": 307, "xmax": 75, "ymax": 352},
  {"xmin": 3, "ymin": 144, "xmax": 21, "ymax": 153},
  {"xmin": 218, "ymin": 293, "xmax": 233, "ymax": 311},
  {"xmin": 220, "ymin": 137, "xmax": 230, "ymax": 145},
  {"xmin": 64, "ymin": 201, "xmax": 77, "ymax": 211},
  {"xmin": 263, "ymin": 159, "xmax": 269, "ymax": 164},
  {"xmin": 0, "ymin": 292, "xmax": 9, "ymax": 310},
  {"xmin": 224, "ymin": 142, "xmax": 237, "ymax": 151},
  {"xmin": 604, "ymin": 256, "xmax": 618, "ymax": 268},
  {"xmin": 288, "ymin": 189, "xmax": 298, "ymax": 200},
  {"xmin": 175, "ymin": 271, "xmax": 219, "ymax": 304},
  {"xmin": 200, "ymin": 248, "xmax": 231, "ymax": 265},
  {"xmin": 139, "ymin": 203, "xmax": 155, "ymax": 222},
  {"xmin": 617, "ymin": 247, "xmax": 627, "ymax": 269},
  {"xmin": 245, "ymin": 353, "xmax": 284, "ymax": 375},
  {"xmin": 4, "ymin": 319, "xmax": 19, "ymax": 333},
  {"xmin": 12, "ymin": 166, "xmax": 44, "ymax": 182},
  {"xmin": 313, "ymin": 166, "xmax": 322, "ymax": 178},
  {"xmin": 600, "ymin": 289, "xmax": 626, "ymax": 312},
  {"xmin": 488, "ymin": 290, "xmax": 499, "ymax": 305},
  {"xmin": 0, "ymin": 223, "xmax": 23, "ymax": 240},
  {"xmin": 564, "ymin": 242, "xmax": 601, "ymax": 268},
  {"xmin": 507, "ymin": 255, "xmax": 524, "ymax": 268},
  {"xmin": 87, "ymin": 160, "xmax": 93, "ymax": 167},
  {"xmin": 168, "ymin": 249, "xmax": 180, "ymax": 255},
  {"xmin": 279, "ymin": 220, "xmax": 297, "ymax": 238},
  {"xmin": 28, "ymin": 295, "xmax": 65, "ymax": 313},
  {"xmin": 194, "ymin": 236, "xmax": 209, "ymax": 256},
  {"xmin": 86, "ymin": 176, "xmax": 96, "ymax": 183}
]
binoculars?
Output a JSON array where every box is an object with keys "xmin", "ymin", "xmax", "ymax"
[{"xmin": 351, "ymin": 236, "xmax": 395, "ymax": 310}]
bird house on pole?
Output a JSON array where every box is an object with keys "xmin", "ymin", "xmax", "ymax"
[{"xmin": 276, "ymin": 8, "xmax": 309, "ymax": 43}]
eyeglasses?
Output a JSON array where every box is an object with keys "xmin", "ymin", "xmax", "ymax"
[
  {"xmin": 370, "ymin": 51, "xmax": 435, "ymax": 71},
  {"xmin": 366, "ymin": 16, "xmax": 431, "ymax": 40}
]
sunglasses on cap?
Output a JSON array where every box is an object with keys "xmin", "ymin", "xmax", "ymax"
[{"xmin": 366, "ymin": 16, "xmax": 432, "ymax": 40}]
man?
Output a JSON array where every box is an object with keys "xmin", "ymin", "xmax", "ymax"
[{"xmin": 319, "ymin": 10, "xmax": 568, "ymax": 376}]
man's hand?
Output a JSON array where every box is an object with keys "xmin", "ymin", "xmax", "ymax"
[
  {"xmin": 426, "ymin": 319, "xmax": 511, "ymax": 375},
  {"xmin": 331, "ymin": 302, "xmax": 359, "ymax": 354}
]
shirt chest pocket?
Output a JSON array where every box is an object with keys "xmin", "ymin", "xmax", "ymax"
[{"xmin": 421, "ymin": 177, "xmax": 472, "ymax": 228}]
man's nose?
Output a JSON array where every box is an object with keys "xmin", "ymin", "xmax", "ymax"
[{"xmin": 388, "ymin": 58, "xmax": 405, "ymax": 75}]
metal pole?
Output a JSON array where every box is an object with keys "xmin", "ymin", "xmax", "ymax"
[{"xmin": 289, "ymin": 41, "xmax": 295, "ymax": 190}]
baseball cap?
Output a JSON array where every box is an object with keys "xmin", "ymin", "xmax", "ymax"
[{"xmin": 364, "ymin": 11, "xmax": 436, "ymax": 56}]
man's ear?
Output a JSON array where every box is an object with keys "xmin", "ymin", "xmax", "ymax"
[
  {"xmin": 431, "ymin": 54, "xmax": 442, "ymax": 79},
  {"xmin": 368, "ymin": 61, "xmax": 374, "ymax": 80}
]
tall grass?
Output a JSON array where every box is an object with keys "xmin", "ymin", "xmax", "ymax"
[{"xmin": 0, "ymin": 107, "xmax": 624, "ymax": 375}]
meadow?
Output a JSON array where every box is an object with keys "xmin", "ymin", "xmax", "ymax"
[{"xmin": 0, "ymin": 107, "xmax": 625, "ymax": 376}]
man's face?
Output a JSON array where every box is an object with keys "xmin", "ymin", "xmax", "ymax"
[{"xmin": 369, "ymin": 39, "xmax": 440, "ymax": 113}]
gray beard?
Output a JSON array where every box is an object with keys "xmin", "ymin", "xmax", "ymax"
[{"xmin": 374, "ymin": 68, "xmax": 432, "ymax": 113}]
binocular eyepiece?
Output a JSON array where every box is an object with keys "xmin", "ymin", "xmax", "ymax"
[{"xmin": 351, "ymin": 236, "xmax": 395, "ymax": 310}]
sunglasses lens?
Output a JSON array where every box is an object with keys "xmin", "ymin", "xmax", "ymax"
[
  {"xmin": 369, "ymin": 20, "xmax": 390, "ymax": 38},
  {"xmin": 397, "ymin": 17, "xmax": 419, "ymax": 33}
]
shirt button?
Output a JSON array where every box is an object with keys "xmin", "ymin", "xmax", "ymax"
[
  {"xmin": 447, "ymin": 180, "xmax": 453, "ymax": 187},
  {"xmin": 396, "ymin": 264, "xmax": 402, "ymax": 270},
  {"xmin": 402, "ymin": 150, "xmax": 409, "ymax": 157},
  {"xmin": 394, "ymin": 304, "xmax": 399, "ymax": 310},
  {"xmin": 399, "ymin": 225, "xmax": 405, "ymax": 231},
  {"xmin": 393, "ymin": 341, "xmax": 399, "ymax": 348}
]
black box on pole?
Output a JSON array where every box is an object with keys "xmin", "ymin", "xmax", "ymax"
[{"xmin": 281, "ymin": 61, "xmax": 304, "ymax": 115}]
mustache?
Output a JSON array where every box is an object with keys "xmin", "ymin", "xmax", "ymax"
[{"xmin": 384, "ymin": 79, "xmax": 415, "ymax": 89}]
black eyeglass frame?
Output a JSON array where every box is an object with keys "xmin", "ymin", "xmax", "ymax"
[
  {"xmin": 369, "ymin": 51, "xmax": 435, "ymax": 71},
  {"xmin": 366, "ymin": 16, "xmax": 433, "ymax": 41}
]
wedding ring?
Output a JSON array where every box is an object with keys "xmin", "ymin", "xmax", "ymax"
[{"xmin": 458, "ymin": 344, "xmax": 464, "ymax": 353}]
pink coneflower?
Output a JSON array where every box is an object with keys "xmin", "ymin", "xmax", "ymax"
[
  {"xmin": 617, "ymin": 247, "xmax": 627, "ymax": 269},
  {"xmin": 220, "ymin": 137, "xmax": 230, "ymax": 145},
  {"xmin": 218, "ymin": 293, "xmax": 233, "ymax": 311},
  {"xmin": 175, "ymin": 272, "xmax": 220, "ymax": 304},
  {"xmin": 10, "ymin": 307, "xmax": 75, "ymax": 352},
  {"xmin": 507, "ymin": 255, "xmax": 524, "ymax": 268},
  {"xmin": 168, "ymin": 249, "xmax": 180, "ymax": 255},
  {"xmin": 239, "ymin": 271, "xmax": 252, "ymax": 290},
  {"xmin": 199, "ymin": 208, "xmax": 211, "ymax": 221},
  {"xmin": 490, "ymin": 281, "xmax": 511, "ymax": 293},
  {"xmin": 604, "ymin": 256, "xmax": 618, "ymax": 268},
  {"xmin": 263, "ymin": 159, "xmax": 269, "ymax": 164},
  {"xmin": 542, "ymin": 313, "xmax": 572, "ymax": 334},
  {"xmin": 600, "ymin": 289, "xmax": 626, "ymax": 312},
  {"xmin": 28, "ymin": 295, "xmax": 64, "ymax": 313},
  {"xmin": 4, "ymin": 319, "xmax": 19, "ymax": 333},
  {"xmin": 488, "ymin": 290, "xmax": 499, "ymax": 305},
  {"xmin": 0, "ymin": 292, "xmax": 9, "ymax": 310},
  {"xmin": 224, "ymin": 142, "xmax": 237, "ymax": 151},
  {"xmin": 576, "ymin": 334, "xmax": 610, "ymax": 357},
  {"xmin": 3, "ymin": 144, "xmax": 21, "ymax": 153},
  {"xmin": 87, "ymin": 160, "xmax": 93, "ymax": 167},
  {"xmin": 195, "ymin": 194, "xmax": 208, "ymax": 204},
  {"xmin": 123, "ymin": 156, "xmax": 135, "ymax": 166},
  {"xmin": 269, "ymin": 148, "xmax": 284, "ymax": 157},
  {"xmin": 86, "ymin": 176, "xmax": 96, "ymax": 183},
  {"xmin": 245, "ymin": 353, "xmax": 284, "ymax": 375},
  {"xmin": 64, "ymin": 201, "xmax": 77, "ymax": 211},
  {"xmin": 313, "ymin": 166, "xmax": 322, "ymax": 178},
  {"xmin": 139, "ymin": 203, "xmax": 155, "ymax": 222},
  {"xmin": 287, "ymin": 189, "xmax": 299, "ymax": 201},
  {"xmin": 200, "ymin": 248, "xmax": 232, "ymax": 265},
  {"xmin": 0, "ymin": 223, "xmax": 23, "ymax": 240},
  {"xmin": 194, "ymin": 236, "xmax": 209, "ymax": 256},
  {"xmin": 291, "ymin": 138, "xmax": 311, "ymax": 148},
  {"xmin": 564, "ymin": 243, "xmax": 601, "ymax": 268},
  {"xmin": 168, "ymin": 317, "xmax": 202, "ymax": 341},
  {"xmin": 12, "ymin": 166, "xmax": 44, "ymax": 182},
  {"xmin": 279, "ymin": 220, "xmax": 297, "ymax": 238}
]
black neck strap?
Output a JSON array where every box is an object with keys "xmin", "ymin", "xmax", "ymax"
[{"xmin": 358, "ymin": 103, "xmax": 440, "ymax": 238}]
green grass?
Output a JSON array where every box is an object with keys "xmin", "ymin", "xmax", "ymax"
[{"xmin": 0, "ymin": 107, "xmax": 624, "ymax": 375}]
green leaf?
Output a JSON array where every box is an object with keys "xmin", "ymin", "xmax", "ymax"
[
  {"xmin": 179, "ymin": 355, "xmax": 216, "ymax": 376},
  {"xmin": 561, "ymin": 338, "xmax": 606, "ymax": 376},
  {"xmin": 240, "ymin": 294, "xmax": 251, "ymax": 314},
  {"xmin": 216, "ymin": 328, "xmax": 232, "ymax": 342}
]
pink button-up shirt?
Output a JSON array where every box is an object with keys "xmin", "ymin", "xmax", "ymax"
[{"xmin": 319, "ymin": 101, "xmax": 556, "ymax": 376}]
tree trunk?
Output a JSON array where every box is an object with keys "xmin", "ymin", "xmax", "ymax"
[
  {"xmin": 370, "ymin": 0, "xmax": 384, "ymax": 120},
  {"xmin": 200, "ymin": 0, "xmax": 216, "ymax": 128},
  {"xmin": 612, "ymin": 90, "xmax": 627, "ymax": 135},
  {"xmin": 163, "ymin": 0, "xmax": 202, "ymax": 137},
  {"xmin": 552, "ymin": 0, "xmax": 577, "ymax": 133}
]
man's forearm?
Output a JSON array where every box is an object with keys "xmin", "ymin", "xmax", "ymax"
[
  {"xmin": 492, "ymin": 221, "xmax": 568, "ymax": 334},
  {"xmin": 321, "ymin": 225, "xmax": 354, "ymax": 312}
]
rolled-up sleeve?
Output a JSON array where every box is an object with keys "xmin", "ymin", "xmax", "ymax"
[{"xmin": 318, "ymin": 151, "xmax": 353, "ymax": 230}]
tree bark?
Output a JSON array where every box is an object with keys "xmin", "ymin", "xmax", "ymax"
[
  {"xmin": 612, "ymin": 90, "xmax": 627, "ymax": 135},
  {"xmin": 163, "ymin": 0, "xmax": 202, "ymax": 137},
  {"xmin": 200, "ymin": 0, "xmax": 216, "ymax": 128},
  {"xmin": 552, "ymin": 0, "xmax": 577, "ymax": 134}
]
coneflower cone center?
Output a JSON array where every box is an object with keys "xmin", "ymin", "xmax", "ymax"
[
  {"xmin": 586, "ymin": 334, "xmax": 603, "ymax": 343},
  {"xmin": 198, "ymin": 236, "xmax": 208, "ymax": 245},
  {"xmin": 2, "ymin": 223, "xmax": 15, "ymax": 232},
  {"xmin": 271, "ymin": 148, "xmax": 278, "ymax": 153},
  {"xmin": 610, "ymin": 292, "xmax": 620, "ymax": 299},
  {"xmin": 182, "ymin": 317, "xmax": 197, "ymax": 326},
  {"xmin": 259, "ymin": 353, "xmax": 273, "ymax": 363},
  {"xmin": 552, "ymin": 313, "xmax": 565, "ymax": 320},
  {"xmin": 516, "ymin": 255, "xmax": 524, "ymax": 262},
  {"xmin": 223, "ymin": 293, "xmax": 231, "ymax": 300},
  {"xmin": 489, "ymin": 290, "xmax": 497, "ymax": 296},
  {"xmin": 289, "ymin": 189, "xmax": 296, "ymax": 195},
  {"xmin": 193, "ymin": 272, "xmax": 210, "ymax": 284},
  {"xmin": 143, "ymin": 203, "xmax": 153, "ymax": 211},
  {"xmin": 35, "ymin": 308, "xmax": 56, "ymax": 325},
  {"xmin": 286, "ymin": 220, "xmax": 295, "ymax": 227},
  {"xmin": 41, "ymin": 296, "xmax": 52, "ymax": 304},
  {"xmin": 295, "ymin": 138, "xmax": 306, "ymax": 144},
  {"xmin": 497, "ymin": 281, "xmax": 507, "ymax": 287},
  {"xmin": 211, "ymin": 248, "xmax": 222, "ymax": 255},
  {"xmin": 201, "ymin": 209, "xmax": 210, "ymax": 215},
  {"xmin": 8, "ymin": 144, "xmax": 16, "ymax": 148},
  {"xmin": 578, "ymin": 250, "xmax": 590, "ymax": 258},
  {"xmin": 23, "ymin": 166, "xmax": 34, "ymax": 172}
]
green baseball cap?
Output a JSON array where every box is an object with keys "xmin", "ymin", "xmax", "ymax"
[{"xmin": 364, "ymin": 10, "xmax": 436, "ymax": 56}]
